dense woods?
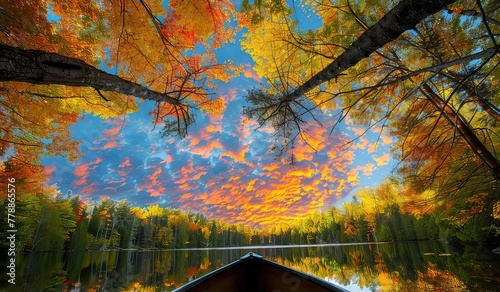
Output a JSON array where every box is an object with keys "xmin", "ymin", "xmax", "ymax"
[
  {"xmin": 1, "ymin": 177, "xmax": 497, "ymax": 253},
  {"xmin": 0, "ymin": 0, "xmax": 499, "ymax": 260}
]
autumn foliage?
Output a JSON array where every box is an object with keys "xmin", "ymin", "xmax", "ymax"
[{"xmin": 0, "ymin": 0, "xmax": 499, "ymax": 252}]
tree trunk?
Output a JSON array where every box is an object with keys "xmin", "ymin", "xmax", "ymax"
[
  {"xmin": 286, "ymin": 0, "xmax": 457, "ymax": 101},
  {"xmin": 443, "ymin": 68, "xmax": 500, "ymax": 122},
  {"xmin": 421, "ymin": 84, "xmax": 500, "ymax": 181},
  {"xmin": 0, "ymin": 44, "xmax": 180, "ymax": 106},
  {"xmin": 473, "ymin": 97, "xmax": 500, "ymax": 122}
]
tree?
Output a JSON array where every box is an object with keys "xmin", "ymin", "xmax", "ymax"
[
  {"xmin": 113, "ymin": 199, "xmax": 135, "ymax": 248},
  {"xmin": 420, "ymin": 84, "xmax": 500, "ymax": 180},
  {"xmin": 242, "ymin": 0, "xmax": 500, "ymax": 223},
  {"xmin": 0, "ymin": 0, "xmax": 239, "ymax": 249},
  {"xmin": 0, "ymin": 44, "xmax": 182, "ymax": 106},
  {"xmin": 169, "ymin": 213, "xmax": 190, "ymax": 248},
  {"xmin": 243, "ymin": 0, "xmax": 457, "ymax": 160},
  {"xmin": 0, "ymin": 0, "xmax": 238, "ymax": 190}
]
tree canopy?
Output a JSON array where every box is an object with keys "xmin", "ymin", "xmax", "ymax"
[{"xmin": 0, "ymin": 0, "xmax": 499, "ymax": 246}]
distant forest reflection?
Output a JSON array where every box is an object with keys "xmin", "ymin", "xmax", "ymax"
[{"xmin": 7, "ymin": 241, "xmax": 500, "ymax": 291}]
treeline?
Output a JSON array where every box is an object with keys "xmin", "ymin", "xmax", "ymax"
[{"xmin": 2, "ymin": 180, "xmax": 498, "ymax": 253}]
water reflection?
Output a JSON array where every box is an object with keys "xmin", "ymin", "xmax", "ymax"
[{"xmin": 6, "ymin": 241, "xmax": 500, "ymax": 291}]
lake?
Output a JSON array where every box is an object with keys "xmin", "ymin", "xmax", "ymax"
[{"xmin": 5, "ymin": 241, "xmax": 500, "ymax": 291}]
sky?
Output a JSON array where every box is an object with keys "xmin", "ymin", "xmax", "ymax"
[{"xmin": 41, "ymin": 3, "xmax": 395, "ymax": 228}]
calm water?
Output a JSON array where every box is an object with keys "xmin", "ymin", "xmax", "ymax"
[{"xmin": 4, "ymin": 241, "xmax": 500, "ymax": 291}]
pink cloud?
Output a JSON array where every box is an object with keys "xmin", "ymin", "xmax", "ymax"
[
  {"xmin": 118, "ymin": 157, "xmax": 132, "ymax": 168},
  {"xmin": 136, "ymin": 167, "xmax": 166, "ymax": 197},
  {"xmin": 73, "ymin": 157, "xmax": 102, "ymax": 186},
  {"xmin": 73, "ymin": 164, "xmax": 89, "ymax": 186},
  {"xmin": 243, "ymin": 64, "xmax": 261, "ymax": 82},
  {"xmin": 103, "ymin": 125, "xmax": 121, "ymax": 137},
  {"xmin": 44, "ymin": 165, "xmax": 56, "ymax": 175},
  {"xmin": 102, "ymin": 141, "xmax": 118, "ymax": 150},
  {"xmin": 79, "ymin": 182, "xmax": 97, "ymax": 196}
]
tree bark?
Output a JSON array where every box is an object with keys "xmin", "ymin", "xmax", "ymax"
[
  {"xmin": 286, "ymin": 0, "xmax": 457, "ymax": 101},
  {"xmin": 421, "ymin": 84, "xmax": 500, "ymax": 181},
  {"xmin": 0, "ymin": 44, "xmax": 180, "ymax": 106},
  {"xmin": 473, "ymin": 97, "xmax": 500, "ymax": 122}
]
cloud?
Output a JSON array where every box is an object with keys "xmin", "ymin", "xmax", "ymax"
[
  {"xmin": 137, "ymin": 166, "xmax": 166, "ymax": 197},
  {"xmin": 374, "ymin": 153, "xmax": 391, "ymax": 166},
  {"xmin": 172, "ymin": 135, "xmax": 359, "ymax": 227},
  {"xmin": 243, "ymin": 63, "xmax": 261, "ymax": 82},
  {"xmin": 380, "ymin": 134, "xmax": 393, "ymax": 145},
  {"xmin": 44, "ymin": 165, "xmax": 56, "ymax": 175},
  {"xmin": 73, "ymin": 163, "xmax": 89, "ymax": 186},
  {"xmin": 43, "ymin": 71, "xmax": 395, "ymax": 228},
  {"xmin": 118, "ymin": 157, "xmax": 132, "ymax": 168},
  {"xmin": 73, "ymin": 157, "xmax": 102, "ymax": 186},
  {"xmin": 103, "ymin": 125, "xmax": 121, "ymax": 137},
  {"xmin": 102, "ymin": 141, "xmax": 119, "ymax": 150},
  {"xmin": 360, "ymin": 163, "xmax": 376, "ymax": 176}
]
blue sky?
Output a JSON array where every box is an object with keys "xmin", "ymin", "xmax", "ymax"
[{"xmin": 41, "ymin": 0, "xmax": 395, "ymax": 227}]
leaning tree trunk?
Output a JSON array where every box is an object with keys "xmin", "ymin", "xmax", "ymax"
[
  {"xmin": 421, "ymin": 84, "xmax": 500, "ymax": 181},
  {"xmin": 0, "ymin": 44, "xmax": 180, "ymax": 106},
  {"xmin": 285, "ymin": 0, "xmax": 457, "ymax": 101},
  {"xmin": 472, "ymin": 97, "xmax": 500, "ymax": 122}
]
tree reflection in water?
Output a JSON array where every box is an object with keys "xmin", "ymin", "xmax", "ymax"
[{"xmin": 7, "ymin": 241, "xmax": 500, "ymax": 291}]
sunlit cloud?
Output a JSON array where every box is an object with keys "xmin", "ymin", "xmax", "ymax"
[
  {"xmin": 118, "ymin": 157, "xmax": 132, "ymax": 168},
  {"xmin": 73, "ymin": 157, "xmax": 102, "ymax": 186},
  {"xmin": 380, "ymin": 134, "xmax": 394, "ymax": 145},
  {"xmin": 374, "ymin": 153, "xmax": 391, "ymax": 166},
  {"xmin": 102, "ymin": 141, "xmax": 119, "ymax": 149},
  {"xmin": 243, "ymin": 63, "xmax": 261, "ymax": 82},
  {"xmin": 360, "ymin": 163, "xmax": 376, "ymax": 176},
  {"xmin": 42, "ymin": 46, "xmax": 396, "ymax": 228},
  {"xmin": 44, "ymin": 165, "xmax": 56, "ymax": 175}
]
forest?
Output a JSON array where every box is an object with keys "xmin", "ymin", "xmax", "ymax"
[
  {"xmin": 0, "ymin": 177, "xmax": 497, "ymax": 252},
  {"xmin": 1, "ymin": 0, "xmax": 500, "ymax": 254}
]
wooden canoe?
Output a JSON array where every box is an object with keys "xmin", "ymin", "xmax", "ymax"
[{"xmin": 173, "ymin": 252, "xmax": 349, "ymax": 292}]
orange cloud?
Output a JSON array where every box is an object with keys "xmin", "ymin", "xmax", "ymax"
[
  {"xmin": 220, "ymin": 146, "xmax": 248, "ymax": 164},
  {"xmin": 180, "ymin": 193, "xmax": 194, "ymax": 201},
  {"xmin": 150, "ymin": 167, "xmax": 162, "ymax": 185},
  {"xmin": 374, "ymin": 153, "xmax": 391, "ymax": 166},
  {"xmin": 163, "ymin": 155, "xmax": 173, "ymax": 163},
  {"xmin": 73, "ymin": 157, "xmax": 102, "ymax": 186},
  {"xmin": 103, "ymin": 125, "xmax": 121, "ymax": 137},
  {"xmin": 73, "ymin": 163, "xmax": 89, "ymax": 186},
  {"xmin": 179, "ymin": 142, "xmax": 358, "ymax": 227},
  {"xmin": 380, "ymin": 134, "xmax": 393, "ymax": 145},
  {"xmin": 79, "ymin": 182, "xmax": 97, "ymax": 196},
  {"xmin": 190, "ymin": 140, "xmax": 224, "ymax": 158},
  {"xmin": 92, "ymin": 157, "xmax": 102, "ymax": 165},
  {"xmin": 102, "ymin": 141, "xmax": 118, "ymax": 150},
  {"xmin": 360, "ymin": 163, "xmax": 376, "ymax": 176},
  {"xmin": 367, "ymin": 142, "xmax": 378, "ymax": 153},
  {"xmin": 136, "ymin": 166, "xmax": 166, "ymax": 197},
  {"xmin": 185, "ymin": 122, "xmax": 224, "ymax": 158},
  {"xmin": 118, "ymin": 157, "xmax": 132, "ymax": 168}
]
